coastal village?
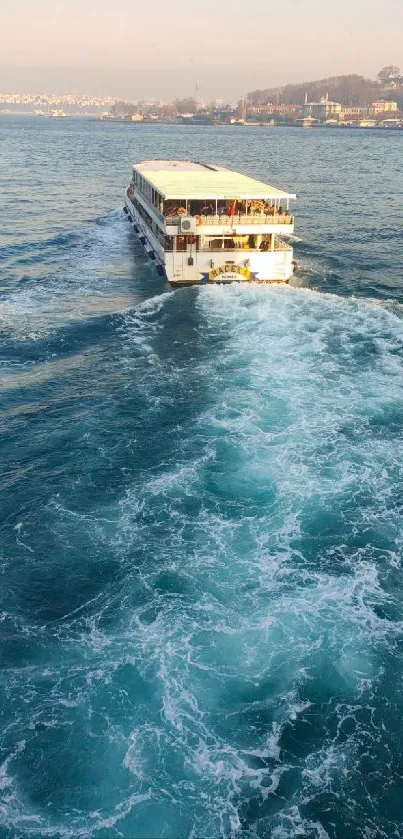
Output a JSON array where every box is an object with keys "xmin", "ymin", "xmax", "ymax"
[
  {"xmin": 243, "ymin": 94, "xmax": 402, "ymax": 128},
  {"xmin": 2, "ymin": 66, "xmax": 403, "ymax": 129},
  {"xmin": 105, "ymin": 94, "xmax": 403, "ymax": 129}
]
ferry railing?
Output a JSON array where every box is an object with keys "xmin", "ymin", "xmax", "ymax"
[
  {"xmin": 200, "ymin": 243, "xmax": 293, "ymax": 253},
  {"xmin": 164, "ymin": 214, "xmax": 294, "ymax": 226}
]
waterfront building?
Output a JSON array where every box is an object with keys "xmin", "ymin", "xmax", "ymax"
[
  {"xmin": 341, "ymin": 106, "xmax": 367, "ymax": 119},
  {"xmin": 303, "ymin": 95, "xmax": 342, "ymax": 121},
  {"xmin": 370, "ymin": 100, "xmax": 398, "ymax": 114}
]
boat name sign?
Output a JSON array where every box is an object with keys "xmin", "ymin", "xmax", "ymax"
[{"xmin": 204, "ymin": 264, "xmax": 255, "ymax": 282}]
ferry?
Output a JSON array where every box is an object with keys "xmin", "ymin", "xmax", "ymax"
[
  {"xmin": 124, "ymin": 160, "xmax": 296, "ymax": 287},
  {"xmin": 38, "ymin": 109, "xmax": 67, "ymax": 118}
]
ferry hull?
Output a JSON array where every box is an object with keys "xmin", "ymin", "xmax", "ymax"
[
  {"xmin": 168, "ymin": 277, "xmax": 291, "ymax": 289},
  {"xmin": 163, "ymin": 248, "xmax": 294, "ymax": 287}
]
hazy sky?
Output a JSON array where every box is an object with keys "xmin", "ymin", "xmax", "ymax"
[{"xmin": 2, "ymin": 0, "xmax": 402, "ymax": 99}]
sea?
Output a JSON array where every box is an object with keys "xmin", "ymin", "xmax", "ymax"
[{"xmin": 1, "ymin": 116, "xmax": 403, "ymax": 839}]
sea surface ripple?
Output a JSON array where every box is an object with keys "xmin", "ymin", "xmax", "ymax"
[{"xmin": 1, "ymin": 117, "xmax": 403, "ymax": 839}]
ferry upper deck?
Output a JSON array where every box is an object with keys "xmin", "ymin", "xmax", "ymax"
[{"xmin": 130, "ymin": 160, "xmax": 296, "ymax": 227}]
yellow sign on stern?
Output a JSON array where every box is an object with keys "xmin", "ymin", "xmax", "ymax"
[{"xmin": 209, "ymin": 264, "xmax": 251, "ymax": 281}]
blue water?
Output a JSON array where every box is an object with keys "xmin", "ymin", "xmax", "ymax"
[{"xmin": 1, "ymin": 117, "xmax": 403, "ymax": 839}]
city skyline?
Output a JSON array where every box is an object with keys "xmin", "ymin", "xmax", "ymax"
[
  {"xmin": 1, "ymin": 0, "xmax": 402, "ymax": 100},
  {"xmin": 0, "ymin": 65, "xmax": 400, "ymax": 105}
]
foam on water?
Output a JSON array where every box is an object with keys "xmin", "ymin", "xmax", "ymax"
[
  {"xmin": 3, "ymin": 285, "xmax": 403, "ymax": 837},
  {"xmin": 0, "ymin": 213, "xmax": 138, "ymax": 341}
]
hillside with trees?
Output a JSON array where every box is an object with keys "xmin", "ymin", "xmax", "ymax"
[{"xmin": 246, "ymin": 70, "xmax": 403, "ymax": 108}]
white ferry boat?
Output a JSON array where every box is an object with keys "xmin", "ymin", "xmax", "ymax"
[
  {"xmin": 124, "ymin": 160, "xmax": 296, "ymax": 287},
  {"xmin": 38, "ymin": 109, "xmax": 67, "ymax": 118}
]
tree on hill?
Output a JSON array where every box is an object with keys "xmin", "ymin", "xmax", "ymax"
[
  {"xmin": 111, "ymin": 100, "xmax": 137, "ymax": 116},
  {"xmin": 174, "ymin": 97, "xmax": 197, "ymax": 114},
  {"xmin": 377, "ymin": 66, "xmax": 401, "ymax": 86}
]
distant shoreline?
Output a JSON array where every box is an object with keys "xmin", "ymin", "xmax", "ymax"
[{"xmin": 1, "ymin": 112, "xmax": 403, "ymax": 131}]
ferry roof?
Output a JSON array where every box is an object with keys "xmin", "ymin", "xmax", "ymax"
[{"xmin": 133, "ymin": 160, "xmax": 296, "ymax": 200}]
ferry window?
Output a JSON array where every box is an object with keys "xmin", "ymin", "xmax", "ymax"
[
  {"xmin": 165, "ymin": 236, "xmax": 174, "ymax": 251},
  {"xmin": 209, "ymin": 237, "xmax": 224, "ymax": 250},
  {"xmin": 176, "ymin": 236, "xmax": 186, "ymax": 252},
  {"xmin": 189, "ymin": 200, "xmax": 204, "ymax": 216},
  {"xmin": 163, "ymin": 201, "xmax": 176, "ymax": 217}
]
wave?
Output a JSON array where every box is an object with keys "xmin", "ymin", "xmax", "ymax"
[
  {"xmin": 2, "ymin": 283, "xmax": 403, "ymax": 836},
  {"xmin": 0, "ymin": 212, "xmax": 165, "ymax": 349}
]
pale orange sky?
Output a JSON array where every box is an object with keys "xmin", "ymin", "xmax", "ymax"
[{"xmin": 2, "ymin": 0, "xmax": 402, "ymax": 99}]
